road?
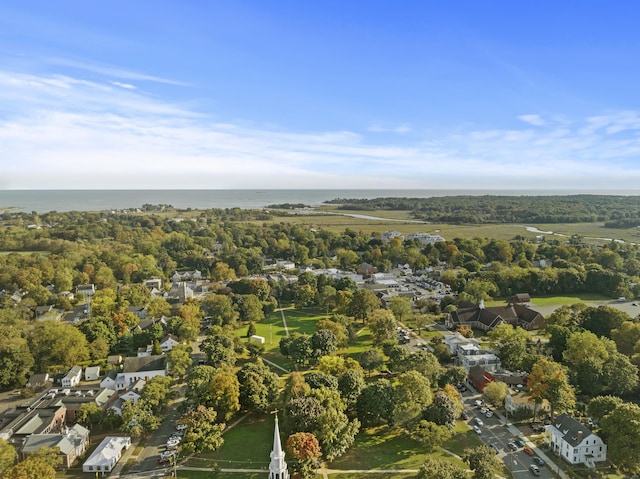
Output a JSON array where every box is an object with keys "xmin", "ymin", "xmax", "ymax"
[{"xmin": 461, "ymin": 390, "xmax": 554, "ymax": 479}]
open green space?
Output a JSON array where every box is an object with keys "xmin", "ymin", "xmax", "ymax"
[
  {"xmin": 184, "ymin": 412, "xmax": 273, "ymax": 470},
  {"xmin": 263, "ymin": 209, "xmax": 640, "ymax": 244}
]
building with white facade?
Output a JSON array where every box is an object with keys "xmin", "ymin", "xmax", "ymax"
[
  {"xmin": 82, "ymin": 436, "xmax": 131, "ymax": 473},
  {"xmin": 545, "ymin": 414, "xmax": 606, "ymax": 468},
  {"xmin": 405, "ymin": 232, "xmax": 445, "ymax": 245}
]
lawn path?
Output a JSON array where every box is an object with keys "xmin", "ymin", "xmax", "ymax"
[
  {"xmin": 277, "ymin": 305, "xmax": 291, "ymax": 337},
  {"xmin": 259, "ymin": 356, "xmax": 290, "ymax": 374}
]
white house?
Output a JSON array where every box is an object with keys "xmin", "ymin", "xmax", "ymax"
[
  {"xmin": 160, "ymin": 334, "xmax": 181, "ymax": 352},
  {"xmin": 545, "ymin": 414, "xmax": 607, "ymax": 468},
  {"xmin": 61, "ymin": 366, "xmax": 82, "ymax": 388},
  {"xmin": 82, "ymin": 436, "xmax": 131, "ymax": 473},
  {"xmin": 84, "ymin": 366, "xmax": 100, "ymax": 381},
  {"xmin": 116, "ymin": 356, "xmax": 167, "ymax": 391},
  {"xmin": 100, "ymin": 370, "xmax": 117, "ymax": 390}
]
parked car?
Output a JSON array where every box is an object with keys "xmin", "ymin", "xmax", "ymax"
[
  {"xmin": 508, "ymin": 442, "xmax": 518, "ymax": 451},
  {"xmin": 485, "ymin": 410, "xmax": 494, "ymax": 418},
  {"xmin": 461, "ymin": 411, "xmax": 469, "ymax": 420},
  {"xmin": 489, "ymin": 443, "xmax": 499, "ymax": 454},
  {"xmin": 514, "ymin": 439, "xmax": 525, "ymax": 448},
  {"xmin": 475, "ymin": 399, "xmax": 483, "ymax": 407},
  {"xmin": 524, "ymin": 447, "xmax": 535, "ymax": 456},
  {"xmin": 530, "ymin": 464, "xmax": 541, "ymax": 476},
  {"xmin": 480, "ymin": 407, "xmax": 488, "ymax": 414},
  {"xmin": 176, "ymin": 424, "xmax": 188, "ymax": 431},
  {"xmin": 473, "ymin": 425, "xmax": 482, "ymax": 434},
  {"xmin": 160, "ymin": 451, "xmax": 175, "ymax": 460},
  {"xmin": 533, "ymin": 457, "xmax": 544, "ymax": 466},
  {"xmin": 475, "ymin": 418, "xmax": 484, "ymax": 427}
]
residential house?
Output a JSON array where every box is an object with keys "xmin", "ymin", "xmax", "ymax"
[
  {"xmin": 160, "ymin": 334, "xmax": 181, "ymax": 352},
  {"xmin": 75, "ymin": 284, "xmax": 96, "ymax": 297},
  {"xmin": 27, "ymin": 373, "xmax": 51, "ymax": 389},
  {"xmin": 21, "ymin": 423, "xmax": 90, "ymax": 468},
  {"xmin": 357, "ymin": 262, "xmax": 377, "ymax": 276},
  {"xmin": 84, "ymin": 366, "xmax": 100, "ymax": 381},
  {"xmin": 126, "ymin": 305, "xmax": 147, "ymax": 320},
  {"xmin": 144, "ymin": 278, "xmax": 162, "ymax": 290},
  {"xmin": 82, "ymin": 436, "xmax": 131, "ymax": 474},
  {"xmin": 61, "ymin": 366, "xmax": 82, "ymax": 388},
  {"xmin": 109, "ymin": 379, "xmax": 145, "ymax": 416},
  {"xmin": 116, "ymin": 356, "xmax": 167, "ymax": 391},
  {"xmin": 505, "ymin": 391, "xmax": 549, "ymax": 418},
  {"xmin": 545, "ymin": 414, "xmax": 607, "ymax": 467},
  {"xmin": 100, "ymin": 371, "xmax": 117, "ymax": 390}
]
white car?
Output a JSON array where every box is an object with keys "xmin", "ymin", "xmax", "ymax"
[
  {"xmin": 176, "ymin": 424, "xmax": 188, "ymax": 431},
  {"xmin": 475, "ymin": 399, "xmax": 483, "ymax": 407},
  {"xmin": 480, "ymin": 407, "xmax": 488, "ymax": 414},
  {"xmin": 160, "ymin": 451, "xmax": 175, "ymax": 460},
  {"xmin": 166, "ymin": 438, "xmax": 180, "ymax": 448},
  {"xmin": 485, "ymin": 410, "xmax": 494, "ymax": 418},
  {"xmin": 473, "ymin": 425, "xmax": 482, "ymax": 434},
  {"xmin": 475, "ymin": 418, "xmax": 484, "ymax": 427}
]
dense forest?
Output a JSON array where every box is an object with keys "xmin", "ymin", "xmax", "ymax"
[{"xmin": 325, "ymin": 195, "xmax": 640, "ymax": 226}]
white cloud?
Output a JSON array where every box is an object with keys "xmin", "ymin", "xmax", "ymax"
[
  {"xmin": 517, "ymin": 114, "xmax": 545, "ymax": 126},
  {"xmin": 368, "ymin": 124, "xmax": 412, "ymax": 134},
  {"xmin": 2, "ymin": 69, "xmax": 640, "ymax": 190},
  {"xmin": 110, "ymin": 81, "xmax": 136, "ymax": 90}
]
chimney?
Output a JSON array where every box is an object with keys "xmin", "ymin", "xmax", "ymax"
[
  {"xmin": 577, "ymin": 431, "xmax": 583, "ymax": 443},
  {"xmin": 479, "ymin": 298, "xmax": 485, "ymax": 309}
]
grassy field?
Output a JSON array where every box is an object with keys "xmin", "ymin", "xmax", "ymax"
[
  {"xmin": 484, "ymin": 293, "xmax": 612, "ymax": 308},
  {"xmin": 261, "ymin": 209, "xmax": 640, "ymax": 244}
]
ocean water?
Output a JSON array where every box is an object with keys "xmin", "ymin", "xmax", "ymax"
[{"xmin": 0, "ymin": 189, "xmax": 639, "ymax": 213}]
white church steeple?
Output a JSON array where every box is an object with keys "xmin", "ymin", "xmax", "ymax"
[{"xmin": 268, "ymin": 414, "xmax": 289, "ymax": 479}]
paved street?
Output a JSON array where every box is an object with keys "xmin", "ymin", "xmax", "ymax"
[{"xmin": 461, "ymin": 389, "xmax": 558, "ymax": 479}]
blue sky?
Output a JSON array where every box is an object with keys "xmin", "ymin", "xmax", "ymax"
[{"xmin": 2, "ymin": 1, "xmax": 640, "ymax": 189}]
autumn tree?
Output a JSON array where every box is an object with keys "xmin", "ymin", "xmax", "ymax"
[
  {"xmin": 286, "ymin": 432, "xmax": 322, "ymax": 479},
  {"xmin": 528, "ymin": 358, "xmax": 575, "ymax": 418}
]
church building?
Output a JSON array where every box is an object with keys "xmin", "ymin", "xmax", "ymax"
[{"xmin": 268, "ymin": 415, "xmax": 289, "ymax": 479}]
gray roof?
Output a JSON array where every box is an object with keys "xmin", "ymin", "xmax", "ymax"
[
  {"xmin": 122, "ymin": 355, "xmax": 166, "ymax": 374},
  {"xmin": 552, "ymin": 413, "xmax": 594, "ymax": 447}
]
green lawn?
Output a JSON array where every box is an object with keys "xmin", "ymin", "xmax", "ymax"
[
  {"xmin": 530, "ymin": 294, "xmax": 611, "ymax": 306},
  {"xmin": 184, "ymin": 413, "xmax": 273, "ymax": 470}
]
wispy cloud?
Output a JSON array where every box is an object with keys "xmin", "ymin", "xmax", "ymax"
[
  {"xmin": 368, "ymin": 124, "xmax": 412, "ymax": 134},
  {"xmin": 517, "ymin": 114, "xmax": 545, "ymax": 126},
  {"xmin": 110, "ymin": 81, "xmax": 136, "ymax": 90},
  {"xmin": 48, "ymin": 57, "xmax": 190, "ymax": 87},
  {"xmin": 1, "ymin": 69, "xmax": 640, "ymax": 190}
]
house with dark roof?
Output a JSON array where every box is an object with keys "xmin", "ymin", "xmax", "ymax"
[
  {"xmin": 115, "ymin": 355, "xmax": 166, "ymax": 390},
  {"xmin": 511, "ymin": 293, "xmax": 531, "ymax": 304},
  {"xmin": 446, "ymin": 300, "xmax": 544, "ymax": 331},
  {"xmin": 545, "ymin": 413, "xmax": 606, "ymax": 467}
]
